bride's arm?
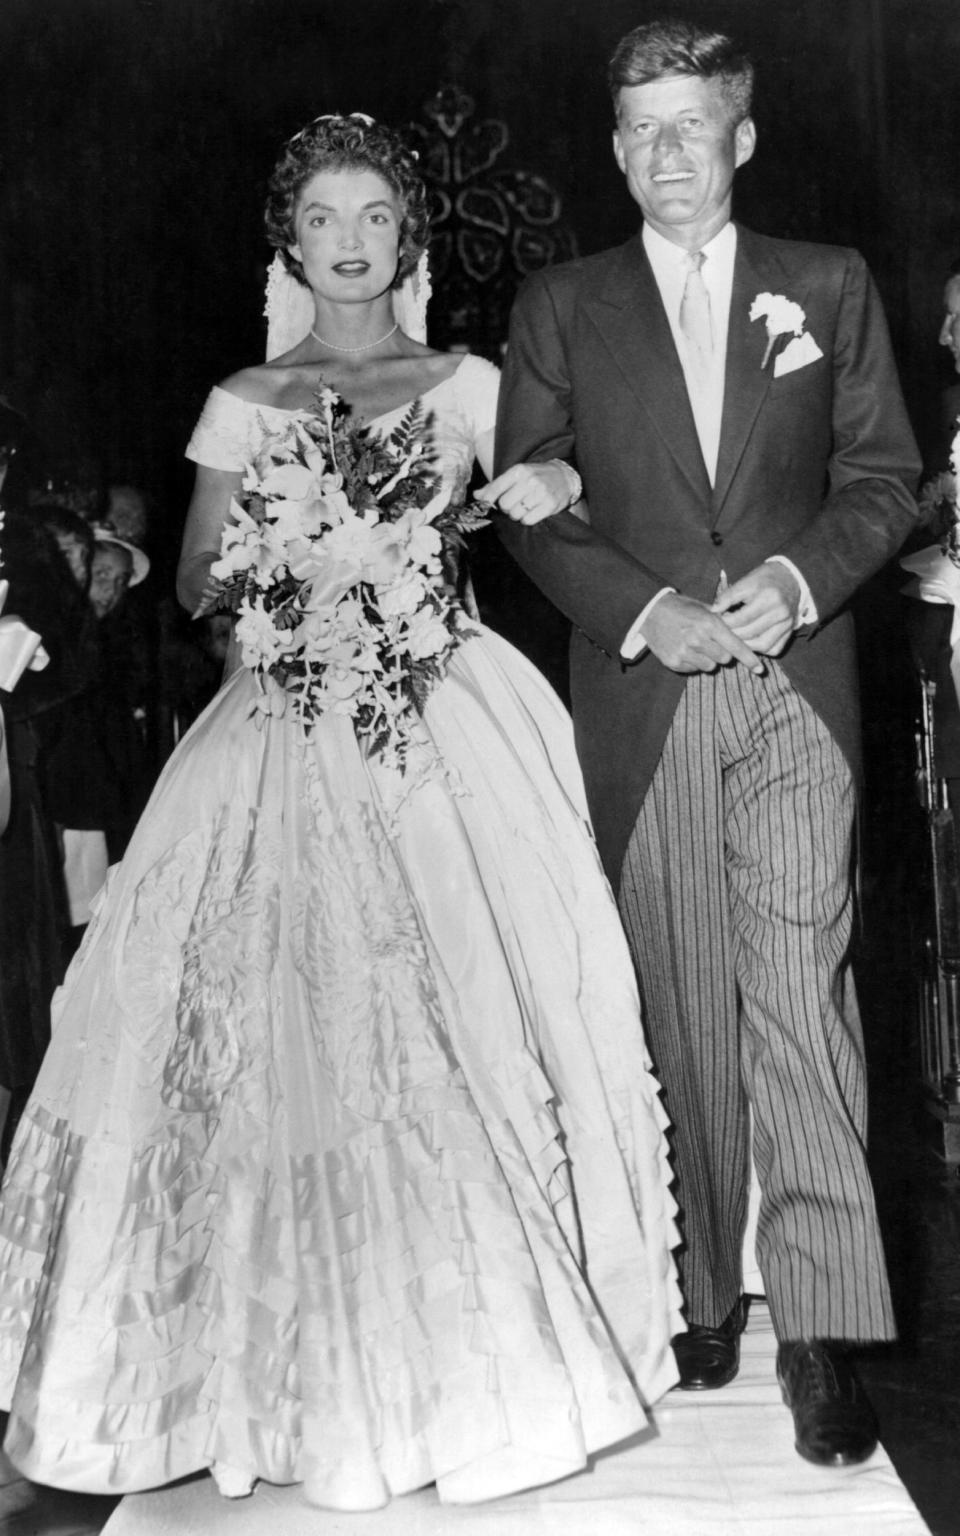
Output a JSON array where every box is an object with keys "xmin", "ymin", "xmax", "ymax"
[{"xmin": 176, "ymin": 464, "xmax": 244, "ymax": 615}]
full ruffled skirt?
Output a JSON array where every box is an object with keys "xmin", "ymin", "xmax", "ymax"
[{"xmin": 0, "ymin": 629, "xmax": 680, "ymax": 1507}]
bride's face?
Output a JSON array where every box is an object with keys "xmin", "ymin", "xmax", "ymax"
[{"xmin": 288, "ymin": 167, "xmax": 402, "ymax": 305}]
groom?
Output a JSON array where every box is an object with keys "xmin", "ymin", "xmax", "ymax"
[{"xmin": 493, "ymin": 18, "xmax": 920, "ymax": 1465}]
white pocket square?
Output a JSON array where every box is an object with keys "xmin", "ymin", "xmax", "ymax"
[{"xmin": 774, "ymin": 331, "xmax": 824, "ymax": 377}]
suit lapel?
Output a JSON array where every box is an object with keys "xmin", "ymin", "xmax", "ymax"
[
  {"xmin": 712, "ymin": 227, "xmax": 812, "ymax": 517},
  {"xmin": 584, "ymin": 236, "xmax": 712, "ymax": 502}
]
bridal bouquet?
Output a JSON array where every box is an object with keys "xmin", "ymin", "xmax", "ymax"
[{"xmin": 200, "ymin": 387, "xmax": 487, "ymax": 767}]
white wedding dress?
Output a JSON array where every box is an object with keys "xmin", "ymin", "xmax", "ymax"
[{"xmin": 0, "ymin": 354, "xmax": 681, "ymax": 1509}]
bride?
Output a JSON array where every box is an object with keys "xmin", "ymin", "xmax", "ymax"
[{"xmin": 0, "ymin": 113, "xmax": 680, "ymax": 1511}]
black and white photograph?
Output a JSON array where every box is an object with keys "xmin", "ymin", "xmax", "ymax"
[{"xmin": 1, "ymin": 2, "xmax": 959, "ymax": 1532}]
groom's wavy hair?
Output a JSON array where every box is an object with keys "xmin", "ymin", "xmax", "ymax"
[
  {"xmin": 608, "ymin": 19, "xmax": 754, "ymax": 124},
  {"xmin": 265, "ymin": 115, "xmax": 430, "ymax": 290}
]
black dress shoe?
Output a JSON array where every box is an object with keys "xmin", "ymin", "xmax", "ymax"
[
  {"xmin": 776, "ymin": 1340, "xmax": 879, "ymax": 1466},
  {"xmin": 672, "ymin": 1295, "xmax": 748, "ymax": 1390}
]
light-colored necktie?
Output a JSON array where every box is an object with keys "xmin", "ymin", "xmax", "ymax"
[{"xmin": 679, "ymin": 250, "xmax": 714, "ymax": 360}]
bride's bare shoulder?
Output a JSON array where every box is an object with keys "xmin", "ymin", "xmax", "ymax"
[
  {"xmin": 415, "ymin": 347, "xmax": 473, "ymax": 387},
  {"xmin": 216, "ymin": 362, "xmax": 294, "ymax": 407}
]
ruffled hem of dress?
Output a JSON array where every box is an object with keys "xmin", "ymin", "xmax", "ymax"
[
  {"xmin": 0, "ymin": 623, "xmax": 681, "ymax": 1504},
  {"xmin": 0, "ymin": 1061, "xmax": 649, "ymax": 1503}
]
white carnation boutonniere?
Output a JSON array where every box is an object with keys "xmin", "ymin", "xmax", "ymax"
[{"xmin": 749, "ymin": 292, "xmax": 807, "ymax": 370}]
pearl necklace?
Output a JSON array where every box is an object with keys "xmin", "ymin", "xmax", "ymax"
[{"xmin": 309, "ymin": 322, "xmax": 398, "ymax": 354}]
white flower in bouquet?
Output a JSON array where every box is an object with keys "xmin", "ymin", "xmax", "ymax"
[
  {"xmin": 235, "ymin": 598, "xmax": 286, "ymax": 668},
  {"xmin": 214, "ymin": 505, "xmax": 293, "ymax": 590},
  {"xmin": 295, "ymin": 554, "xmax": 364, "ymax": 613},
  {"xmin": 376, "ymin": 565, "xmax": 428, "ymax": 615},
  {"xmin": 257, "ymin": 461, "xmax": 316, "ymax": 502},
  {"xmin": 405, "ymin": 605, "xmax": 456, "ymax": 660},
  {"xmin": 323, "ymin": 510, "xmax": 380, "ymax": 571},
  {"xmin": 364, "ymin": 518, "xmax": 441, "ymax": 590},
  {"xmin": 319, "ymin": 660, "xmax": 369, "ymax": 707},
  {"xmin": 399, "ymin": 501, "xmax": 446, "ymax": 564}
]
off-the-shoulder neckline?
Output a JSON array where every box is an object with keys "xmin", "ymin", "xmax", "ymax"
[{"xmin": 210, "ymin": 354, "xmax": 487, "ymax": 428}]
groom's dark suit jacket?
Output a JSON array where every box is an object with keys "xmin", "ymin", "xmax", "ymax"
[{"xmin": 495, "ymin": 223, "xmax": 922, "ymax": 883}]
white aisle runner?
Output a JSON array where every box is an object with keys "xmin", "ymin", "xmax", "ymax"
[{"xmin": 103, "ymin": 1304, "xmax": 930, "ymax": 1536}]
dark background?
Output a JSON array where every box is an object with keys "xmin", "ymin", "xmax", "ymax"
[
  {"xmin": 2, "ymin": 0, "xmax": 959, "ymax": 532},
  {"xmin": 3, "ymin": 13, "xmax": 960, "ymax": 1528}
]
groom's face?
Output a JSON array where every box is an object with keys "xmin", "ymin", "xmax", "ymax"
[{"xmin": 613, "ymin": 74, "xmax": 756, "ymax": 250}]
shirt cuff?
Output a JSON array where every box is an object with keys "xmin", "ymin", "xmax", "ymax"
[
  {"xmin": 765, "ymin": 556, "xmax": 817, "ymax": 627},
  {"xmin": 620, "ymin": 587, "xmax": 676, "ymax": 660},
  {"xmin": 546, "ymin": 458, "xmax": 583, "ymax": 509}
]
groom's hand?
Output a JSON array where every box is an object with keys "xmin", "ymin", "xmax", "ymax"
[
  {"xmin": 712, "ymin": 563, "xmax": 801, "ymax": 656},
  {"xmin": 642, "ymin": 593, "xmax": 765, "ymax": 674}
]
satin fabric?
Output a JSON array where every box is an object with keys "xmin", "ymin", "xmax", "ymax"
[
  {"xmin": 0, "ymin": 640, "xmax": 680, "ymax": 1504},
  {"xmin": 0, "ymin": 370, "xmax": 680, "ymax": 1509}
]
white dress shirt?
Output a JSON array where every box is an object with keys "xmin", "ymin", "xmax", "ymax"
[{"xmin": 620, "ymin": 220, "xmax": 815, "ymax": 660}]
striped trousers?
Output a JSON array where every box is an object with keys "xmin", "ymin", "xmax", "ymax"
[{"xmin": 619, "ymin": 661, "xmax": 895, "ymax": 1343}]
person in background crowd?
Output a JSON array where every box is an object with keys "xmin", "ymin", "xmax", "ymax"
[
  {"xmin": 936, "ymin": 256, "xmax": 960, "ymax": 466},
  {"xmin": 88, "ymin": 523, "xmax": 148, "ymax": 620},
  {"xmin": 34, "ymin": 503, "xmax": 95, "ymax": 591},
  {"xmin": 0, "ymin": 511, "xmax": 90, "ymax": 1162},
  {"xmin": 154, "ymin": 600, "xmax": 229, "ymax": 752},
  {"xmin": 100, "ymin": 485, "xmax": 165, "ymax": 772},
  {"xmin": 88, "ymin": 524, "xmax": 155, "ymax": 818},
  {"xmin": 104, "ymin": 482, "xmax": 151, "ymax": 548},
  {"xmin": 0, "ymin": 401, "xmax": 39, "ymax": 516},
  {"xmin": 1, "ymin": 414, "xmax": 60, "ymax": 1156},
  {"xmin": 32, "ymin": 518, "xmax": 152, "ymax": 956},
  {"xmin": 901, "ymin": 256, "xmax": 960, "ymax": 807}
]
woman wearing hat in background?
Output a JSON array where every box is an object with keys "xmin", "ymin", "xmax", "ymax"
[{"xmin": 88, "ymin": 522, "xmax": 150, "ymax": 619}]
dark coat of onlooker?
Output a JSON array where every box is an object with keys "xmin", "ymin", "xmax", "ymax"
[{"xmin": 0, "ymin": 512, "xmax": 90, "ymax": 1156}]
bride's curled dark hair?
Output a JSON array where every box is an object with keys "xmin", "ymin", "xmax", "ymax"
[{"xmin": 265, "ymin": 115, "xmax": 430, "ymax": 289}]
